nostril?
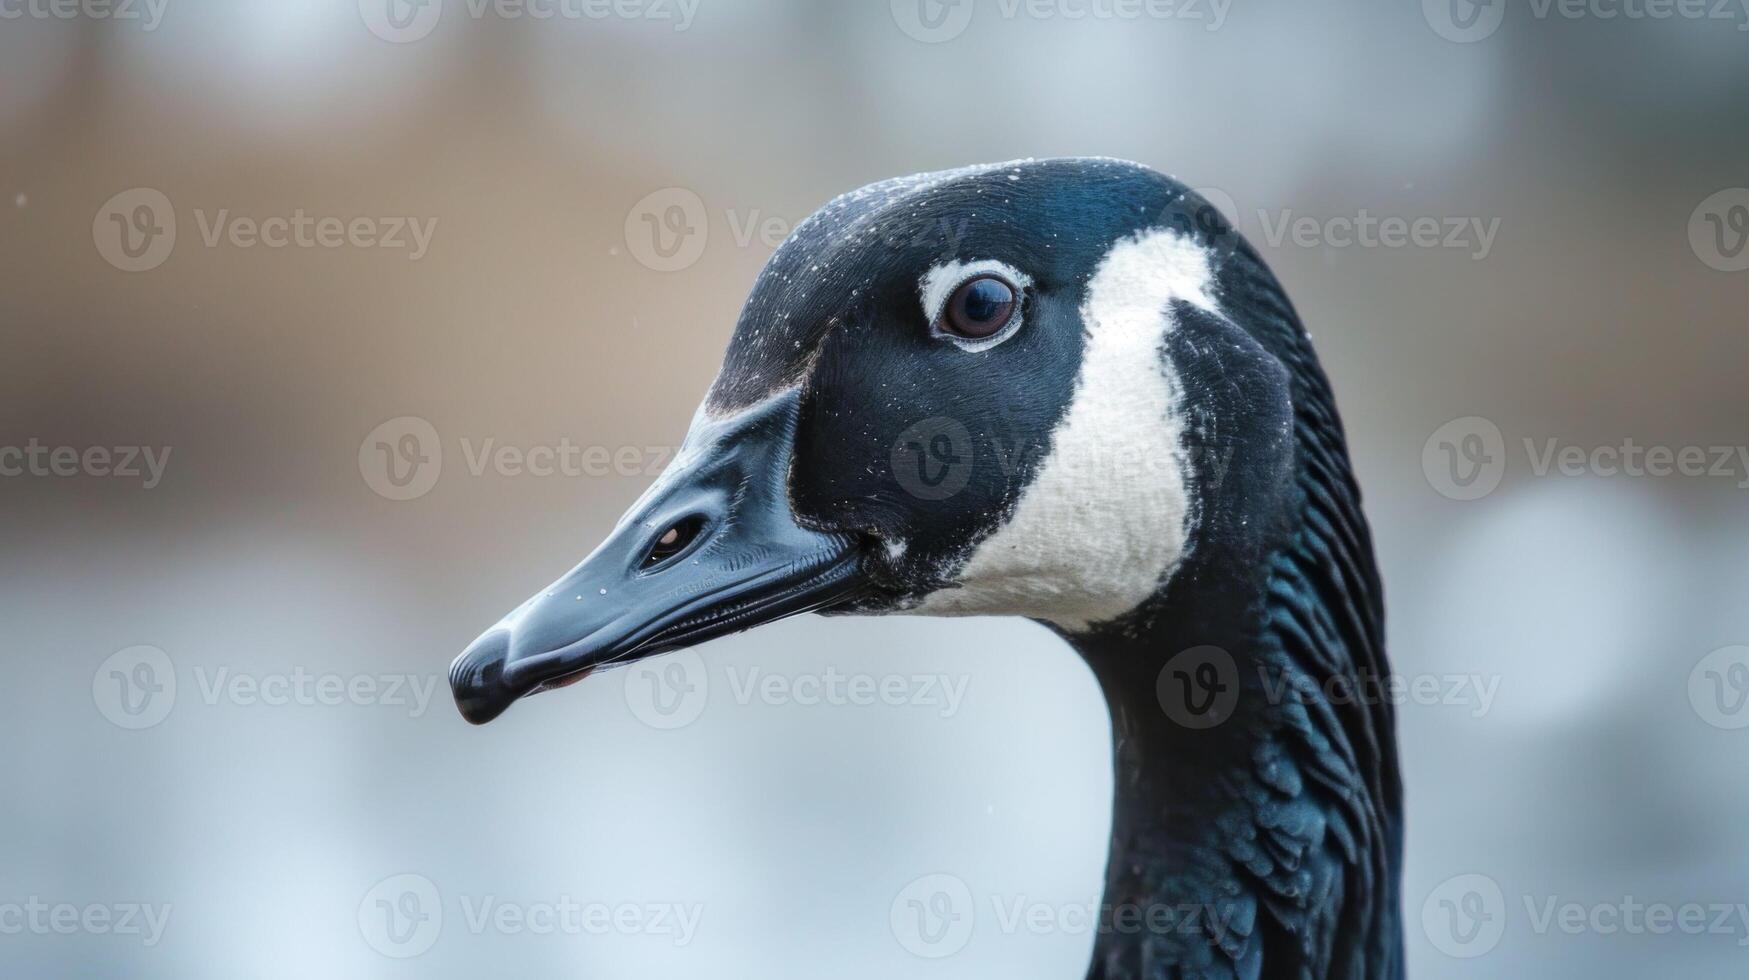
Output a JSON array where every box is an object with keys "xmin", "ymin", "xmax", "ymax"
[{"xmin": 642, "ymin": 515, "xmax": 707, "ymax": 569}]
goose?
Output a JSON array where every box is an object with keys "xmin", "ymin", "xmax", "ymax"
[{"xmin": 449, "ymin": 158, "xmax": 1403, "ymax": 979}]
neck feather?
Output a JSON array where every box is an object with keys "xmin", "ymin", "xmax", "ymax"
[{"xmin": 1061, "ymin": 244, "xmax": 1403, "ymax": 980}]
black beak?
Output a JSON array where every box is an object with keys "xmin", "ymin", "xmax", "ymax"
[{"xmin": 448, "ymin": 389, "xmax": 866, "ymax": 725}]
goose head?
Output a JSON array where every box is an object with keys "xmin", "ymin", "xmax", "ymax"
[
  {"xmin": 449, "ymin": 158, "xmax": 1401, "ymax": 977},
  {"xmin": 451, "ymin": 158, "xmax": 1291, "ymax": 724}
]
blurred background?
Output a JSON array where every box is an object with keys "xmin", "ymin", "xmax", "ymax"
[{"xmin": 3, "ymin": 0, "xmax": 1748, "ymax": 977}]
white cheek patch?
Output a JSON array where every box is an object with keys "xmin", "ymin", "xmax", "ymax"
[
  {"xmin": 910, "ymin": 228, "xmax": 1218, "ymax": 632},
  {"xmin": 919, "ymin": 258, "xmax": 1033, "ymax": 352}
]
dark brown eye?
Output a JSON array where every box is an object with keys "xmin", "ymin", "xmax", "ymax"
[
  {"xmin": 940, "ymin": 275, "xmax": 1017, "ymax": 339},
  {"xmin": 644, "ymin": 516, "xmax": 704, "ymax": 568}
]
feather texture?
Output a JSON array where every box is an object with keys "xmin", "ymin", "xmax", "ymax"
[{"xmin": 1076, "ymin": 229, "xmax": 1400, "ymax": 979}]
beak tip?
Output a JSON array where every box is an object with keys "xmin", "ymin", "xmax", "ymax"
[
  {"xmin": 455, "ymin": 698, "xmax": 508, "ymax": 726},
  {"xmin": 449, "ymin": 630, "xmax": 514, "ymax": 726}
]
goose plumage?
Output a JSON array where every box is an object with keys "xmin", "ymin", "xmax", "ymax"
[{"xmin": 451, "ymin": 158, "xmax": 1402, "ymax": 979}]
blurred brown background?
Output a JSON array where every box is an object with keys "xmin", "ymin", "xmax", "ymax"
[{"xmin": 3, "ymin": 1, "xmax": 1748, "ymax": 977}]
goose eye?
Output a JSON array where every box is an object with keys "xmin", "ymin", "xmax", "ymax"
[
  {"xmin": 940, "ymin": 275, "xmax": 1017, "ymax": 339},
  {"xmin": 643, "ymin": 517, "xmax": 704, "ymax": 568}
]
